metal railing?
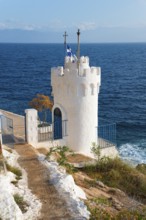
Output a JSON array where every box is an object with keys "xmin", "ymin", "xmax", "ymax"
[
  {"xmin": 98, "ymin": 118, "xmax": 117, "ymax": 148},
  {"xmin": 38, "ymin": 120, "xmax": 68, "ymax": 142}
]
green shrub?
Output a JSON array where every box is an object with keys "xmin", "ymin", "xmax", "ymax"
[
  {"xmin": 6, "ymin": 163, "xmax": 22, "ymax": 179},
  {"xmin": 136, "ymin": 164, "xmax": 146, "ymax": 175},
  {"xmin": 88, "ymin": 206, "xmax": 113, "ymax": 220},
  {"xmin": 91, "ymin": 142, "xmax": 101, "ymax": 161},
  {"xmin": 88, "ymin": 207, "xmax": 146, "ymax": 220},
  {"xmin": 11, "ymin": 180, "xmax": 18, "ymax": 186},
  {"xmin": 13, "ymin": 194, "xmax": 28, "ymax": 213},
  {"xmin": 116, "ymin": 208, "xmax": 146, "ymax": 220},
  {"xmin": 93, "ymin": 197, "xmax": 112, "ymax": 206},
  {"xmin": 47, "ymin": 146, "xmax": 76, "ymax": 174},
  {"xmin": 5, "ymin": 148, "xmax": 12, "ymax": 153}
]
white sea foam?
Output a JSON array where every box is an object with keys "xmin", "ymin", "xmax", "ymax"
[{"xmin": 119, "ymin": 142, "xmax": 146, "ymax": 165}]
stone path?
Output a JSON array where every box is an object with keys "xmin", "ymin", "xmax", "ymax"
[{"xmin": 15, "ymin": 144, "xmax": 73, "ymax": 220}]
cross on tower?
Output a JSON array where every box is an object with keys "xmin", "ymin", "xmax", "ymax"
[
  {"xmin": 77, "ymin": 29, "xmax": 80, "ymax": 60},
  {"xmin": 63, "ymin": 31, "xmax": 68, "ymax": 45},
  {"xmin": 77, "ymin": 29, "xmax": 81, "ymax": 73}
]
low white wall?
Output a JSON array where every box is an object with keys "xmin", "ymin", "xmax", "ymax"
[
  {"xmin": 100, "ymin": 146, "xmax": 119, "ymax": 158},
  {"xmin": 34, "ymin": 139, "xmax": 66, "ymax": 150},
  {"xmin": 35, "ymin": 139, "xmax": 118, "ymax": 160}
]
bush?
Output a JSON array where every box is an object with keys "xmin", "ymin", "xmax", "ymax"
[
  {"xmin": 13, "ymin": 194, "xmax": 28, "ymax": 213},
  {"xmin": 47, "ymin": 146, "xmax": 76, "ymax": 174},
  {"xmin": 88, "ymin": 207, "xmax": 146, "ymax": 220},
  {"xmin": 91, "ymin": 142, "xmax": 101, "ymax": 161},
  {"xmin": 87, "ymin": 205, "xmax": 113, "ymax": 220},
  {"xmin": 6, "ymin": 163, "xmax": 22, "ymax": 179},
  {"xmin": 116, "ymin": 208, "xmax": 146, "ymax": 220},
  {"xmin": 136, "ymin": 164, "xmax": 146, "ymax": 175}
]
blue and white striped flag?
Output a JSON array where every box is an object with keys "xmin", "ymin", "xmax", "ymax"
[
  {"xmin": 66, "ymin": 45, "xmax": 77, "ymax": 62},
  {"xmin": 67, "ymin": 45, "xmax": 72, "ymax": 57}
]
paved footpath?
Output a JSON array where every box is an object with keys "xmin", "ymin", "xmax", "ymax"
[{"xmin": 15, "ymin": 144, "xmax": 73, "ymax": 220}]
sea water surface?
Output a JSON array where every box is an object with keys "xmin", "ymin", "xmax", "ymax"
[{"xmin": 0, "ymin": 43, "xmax": 146, "ymax": 164}]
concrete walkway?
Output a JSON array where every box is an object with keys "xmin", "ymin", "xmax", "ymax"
[{"xmin": 15, "ymin": 144, "xmax": 73, "ymax": 220}]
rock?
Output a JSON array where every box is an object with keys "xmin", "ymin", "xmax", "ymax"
[
  {"xmin": 96, "ymin": 180, "xmax": 105, "ymax": 188},
  {"xmin": 112, "ymin": 198, "xmax": 123, "ymax": 211},
  {"xmin": 114, "ymin": 204, "xmax": 122, "ymax": 211},
  {"xmin": 108, "ymin": 187, "xmax": 126, "ymax": 196}
]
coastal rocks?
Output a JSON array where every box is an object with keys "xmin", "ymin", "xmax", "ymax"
[
  {"xmin": 73, "ymin": 170, "xmax": 145, "ymax": 217},
  {"xmin": 110, "ymin": 198, "xmax": 123, "ymax": 211},
  {"xmin": 107, "ymin": 187, "xmax": 126, "ymax": 197}
]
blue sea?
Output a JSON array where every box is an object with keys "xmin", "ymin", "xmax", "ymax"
[{"xmin": 0, "ymin": 43, "xmax": 146, "ymax": 164}]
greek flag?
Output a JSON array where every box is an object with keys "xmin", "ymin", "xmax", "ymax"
[
  {"xmin": 66, "ymin": 45, "xmax": 77, "ymax": 61},
  {"xmin": 67, "ymin": 45, "xmax": 72, "ymax": 57}
]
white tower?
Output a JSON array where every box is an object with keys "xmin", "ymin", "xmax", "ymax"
[{"xmin": 51, "ymin": 31, "xmax": 101, "ymax": 156}]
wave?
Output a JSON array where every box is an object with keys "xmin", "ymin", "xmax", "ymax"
[{"xmin": 119, "ymin": 141, "xmax": 146, "ymax": 165}]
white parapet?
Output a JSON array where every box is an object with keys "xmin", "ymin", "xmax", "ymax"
[{"xmin": 25, "ymin": 109, "xmax": 38, "ymax": 146}]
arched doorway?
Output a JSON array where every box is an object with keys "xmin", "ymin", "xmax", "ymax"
[{"xmin": 54, "ymin": 108, "xmax": 62, "ymax": 139}]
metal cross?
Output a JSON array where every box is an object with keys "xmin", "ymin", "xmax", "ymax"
[
  {"xmin": 63, "ymin": 31, "xmax": 68, "ymax": 45},
  {"xmin": 77, "ymin": 29, "xmax": 81, "ymax": 73}
]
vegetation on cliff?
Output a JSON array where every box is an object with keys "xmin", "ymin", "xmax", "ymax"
[{"xmin": 45, "ymin": 146, "xmax": 146, "ymax": 220}]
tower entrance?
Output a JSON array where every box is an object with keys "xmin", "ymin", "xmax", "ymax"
[{"xmin": 54, "ymin": 108, "xmax": 62, "ymax": 140}]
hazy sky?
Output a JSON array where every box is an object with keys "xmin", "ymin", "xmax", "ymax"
[{"xmin": 0, "ymin": 0, "xmax": 146, "ymax": 43}]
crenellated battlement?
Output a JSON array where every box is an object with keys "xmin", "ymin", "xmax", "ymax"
[
  {"xmin": 51, "ymin": 56, "xmax": 101, "ymax": 99},
  {"xmin": 52, "ymin": 56, "xmax": 101, "ymax": 80}
]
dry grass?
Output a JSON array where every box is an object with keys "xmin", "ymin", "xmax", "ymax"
[
  {"xmin": 66, "ymin": 153, "xmax": 92, "ymax": 163},
  {"xmin": 82, "ymin": 157, "xmax": 146, "ymax": 204},
  {"xmin": 38, "ymin": 148, "xmax": 49, "ymax": 155}
]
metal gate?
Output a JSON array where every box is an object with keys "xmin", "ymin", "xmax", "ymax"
[
  {"xmin": 0, "ymin": 115, "xmax": 15, "ymax": 148},
  {"xmin": 0, "ymin": 112, "xmax": 26, "ymax": 147}
]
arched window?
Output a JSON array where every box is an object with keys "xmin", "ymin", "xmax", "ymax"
[{"xmin": 53, "ymin": 108, "xmax": 62, "ymax": 140}]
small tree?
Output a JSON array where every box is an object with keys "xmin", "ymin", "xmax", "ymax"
[
  {"xmin": 29, "ymin": 94, "xmax": 53, "ymax": 124},
  {"xmin": 91, "ymin": 142, "xmax": 101, "ymax": 161}
]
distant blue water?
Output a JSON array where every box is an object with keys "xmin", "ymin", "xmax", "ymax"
[{"xmin": 0, "ymin": 43, "xmax": 146, "ymax": 164}]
